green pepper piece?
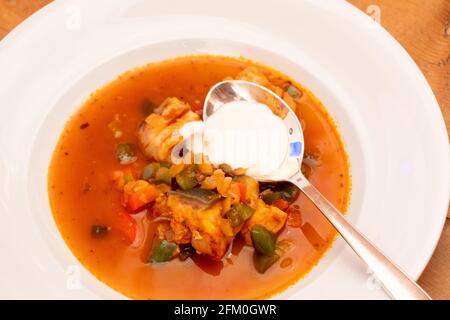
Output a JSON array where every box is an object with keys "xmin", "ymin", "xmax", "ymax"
[
  {"xmin": 251, "ymin": 225, "xmax": 276, "ymax": 256},
  {"xmin": 261, "ymin": 191, "xmax": 283, "ymax": 204},
  {"xmin": 169, "ymin": 188, "xmax": 221, "ymax": 206},
  {"xmin": 149, "ymin": 239, "xmax": 178, "ymax": 263},
  {"xmin": 91, "ymin": 225, "xmax": 109, "ymax": 238},
  {"xmin": 142, "ymin": 163, "xmax": 160, "ymax": 180},
  {"xmin": 154, "ymin": 167, "xmax": 172, "ymax": 185},
  {"xmin": 227, "ymin": 203, "xmax": 255, "ymax": 227},
  {"xmin": 253, "ymin": 252, "xmax": 280, "ymax": 273},
  {"xmin": 176, "ymin": 165, "xmax": 198, "ymax": 190},
  {"xmin": 261, "ymin": 183, "xmax": 300, "ymax": 204},
  {"xmin": 277, "ymin": 183, "xmax": 300, "ymax": 203},
  {"xmin": 116, "ymin": 143, "xmax": 137, "ymax": 165}
]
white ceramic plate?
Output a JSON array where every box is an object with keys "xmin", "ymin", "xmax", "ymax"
[{"xmin": 0, "ymin": 0, "xmax": 448, "ymax": 299}]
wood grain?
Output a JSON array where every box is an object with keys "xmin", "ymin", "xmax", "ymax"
[
  {"xmin": 0, "ymin": 0, "xmax": 448, "ymax": 299},
  {"xmin": 0, "ymin": 0, "xmax": 52, "ymax": 39}
]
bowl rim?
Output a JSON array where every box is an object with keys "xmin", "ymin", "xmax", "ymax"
[{"xmin": 0, "ymin": 0, "xmax": 448, "ymax": 299}]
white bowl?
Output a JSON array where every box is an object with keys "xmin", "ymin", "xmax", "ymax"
[{"xmin": 0, "ymin": 0, "xmax": 447, "ymax": 299}]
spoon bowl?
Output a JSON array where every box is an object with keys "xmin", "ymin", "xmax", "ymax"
[{"xmin": 204, "ymin": 80, "xmax": 304, "ymax": 181}]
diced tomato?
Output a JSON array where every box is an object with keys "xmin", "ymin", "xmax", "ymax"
[
  {"xmin": 123, "ymin": 180, "xmax": 158, "ymax": 211},
  {"xmin": 272, "ymin": 199, "xmax": 289, "ymax": 211},
  {"xmin": 236, "ymin": 182, "xmax": 247, "ymax": 202},
  {"xmin": 115, "ymin": 212, "xmax": 137, "ymax": 243}
]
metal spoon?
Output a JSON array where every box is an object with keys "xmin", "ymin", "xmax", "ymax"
[{"xmin": 203, "ymin": 80, "xmax": 431, "ymax": 300}]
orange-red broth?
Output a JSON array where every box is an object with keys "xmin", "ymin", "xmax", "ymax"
[{"xmin": 48, "ymin": 56, "xmax": 350, "ymax": 299}]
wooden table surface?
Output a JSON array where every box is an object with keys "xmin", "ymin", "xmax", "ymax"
[{"xmin": 0, "ymin": 0, "xmax": 448, "ymax": 299}]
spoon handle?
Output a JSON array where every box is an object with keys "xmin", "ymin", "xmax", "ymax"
[{"xmin": 288, "ymin": 171, "xmax": 431, "ymax": 300}]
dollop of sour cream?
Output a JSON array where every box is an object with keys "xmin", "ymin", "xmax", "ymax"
[{"xmin": 178, "ymin": 101, "xmax": 298, "ymax": 179}]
